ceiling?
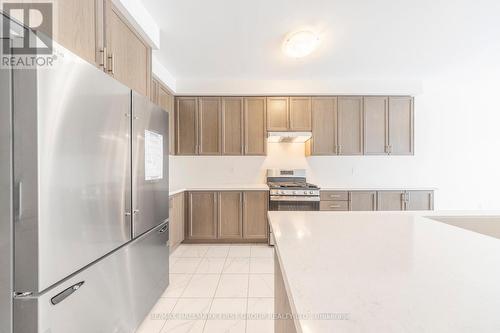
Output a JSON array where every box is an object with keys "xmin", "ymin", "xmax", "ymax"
[{"xmin": 142, "ymin": 0, "xmax": 500, "ymax": 83}]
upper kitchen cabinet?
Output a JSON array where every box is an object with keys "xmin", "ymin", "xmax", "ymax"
[
  {"xmin": 53, "ymin": 0, "xmax": 101, "ymax": 66},
  {"xmin": 388, "ymin": 97, "xmax": 414, "ymax": 155},
  {"xmin": 364, "ymin": 96, "xmax": 414, "ymax": 155},
  {"xmin": 244, "ymin": 97, "xmax": 267, "ymax": 155},
  {"xmin": 337, "ymin": 97, "xmax": 364, "ymax": 155},
  {"xmin": 364, "ymin": 97, "xmax": 388, "ymax": 155},
  {"xmin": 222, "ymin": 98, "xmax": 244, "ymax": 155},
  {"xmin": 176, "ymin": 97, "xmax": 198, "ymax": 155},
  {"xmin": 104, "ymin": 0, "xmax": 151, "ymax": 97},
  {"xmin": 307, "ymin": 97, "xmax": 337, "ymax": 155},
  {"xmin": 53, "ymin": 1, "xmax": 152, "ymax": 97},
  {"xmin": 151, "ymin": 78, "xmax": 160, "ymax": 104},
  {"xmin": 267, "ymin": 97, "xmax": 289, "ymax": 131},
  {"xmin": 289, "ymin": 97, "xmax": 312, "ymax": 131},
  {"xmin": 198, "ymin": 97, "xmax": 221, "ymax": 155},
  {"xmin": 158, "ymin": 85, "xmax": 175, "ymax": 155}
]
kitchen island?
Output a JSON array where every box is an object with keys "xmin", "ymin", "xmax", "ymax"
[{"xmin": 269, "ymin": 211, "xmax": 500, "ymax": 333}]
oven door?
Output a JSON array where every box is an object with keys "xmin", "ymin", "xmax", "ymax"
[{"xmin": 269, "ymin": 196, "xmax": 320, "ymax": 211}]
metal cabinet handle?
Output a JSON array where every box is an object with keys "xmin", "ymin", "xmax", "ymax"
[
  {"xmin": 329, "ymin": 205, "xmax": 341, "ymax": 208},
  {"xmin": 99, "ymin": 47, "xmax": 107, "ymax": 70},
  {"xmin": 158, "ymin": 225, "xmax": 168, "ymax": 233},
  {"xmin": 16, "ymin": 181, "xmax": 23, "ymax": 221},
  {"xmin": 125, "ymin": 212, "xmax": 131, "ymax": 217},
  {"xmin": 133, "ymin": 209, "xmax": 140, "ymax": 215},
  {"xmin": 330, "ymin": 194, "xmax": 341, "ymax": 198},
  {"xmin": 107, "ymin": 53, "xmax": 114, "ymax": 75},
  {"xmin": 51, "ymin": 281, "xmax": 85, "ymax": 305}
]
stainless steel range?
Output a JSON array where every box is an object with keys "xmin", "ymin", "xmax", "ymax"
[{"xmin": 267, "ymin": 169, "xmax": 320, "ymax": 211}]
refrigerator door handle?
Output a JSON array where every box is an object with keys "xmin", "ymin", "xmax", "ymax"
[
  {"xmin": 50, "ymin": 281, "xmax": 85, "ymax": 306},
  {"xmin": 15, "ymin": 181, "xmax": 22, "ymax": 221}
]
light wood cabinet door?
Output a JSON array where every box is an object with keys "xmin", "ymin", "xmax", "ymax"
[
  {"xmin": 222, "ymin": 98, "xmax": 244, "ymax": 155},
  {"xmin": 151, "ymin": 78, "xmax": 159, "ymax": 104},
  {"xmin": 349, "ymin": 191, "xmax": 377, "ymax": 211},
  {"xmin": 289, "ymin": 97, "xmax": 312, "ymax": 131},
  {"xmin": 169, "ymin": 193, "xmax": 185, "ymax": 250},
  {"xmin": 320, "ymin": 201, "xmax": 349, "ymax": 211},
  {"xmin": 267, "ymin": 97, "xmax": 289, "ymax": 131},
  {"xmin": 53, "ymin": 0, "xmax": 100, "ymax": 66},
  {"xmin": 105, "ymin": 0, "xmax": 151, "ymax": 97},
  {"xmin": 377, "ymin": 191, "xmax": 405, "ymax": 211},
  {"xmin": 198, "ymin": 97, "xmax": 221, "ymax": 155},
  {"xmin": 176, "ymin": 97, "xmax": 198, "ymax": 155},
  {"xmin": 337, "ymin": 97, "xmax": 364, "ymax": 155},
  {"xmin": 218, "ymin": 192, "xmax": 243, "ymax": 239},
  {"xmin": 364, "ymin": 97, "xmax": 388, "ymax": 155},
  {"xmin": 406, "ymin": 191, "xmax": 433, "ymax": 211},
  {"xmin": 157, "ymin": 86, "xmax": 175, "ymax": 155},
  {"xmin": 243, "ymin": 191, "xmax": 268, "ymax": 240},
  {"xmin": 187, "ymin": 192, "xmax": 217, "ymax": 240},
  {"xmin": 388, "ymin": 97, "xmax": 414, "ymax": 155},
  {"xmin": 310, "ymin": 97, "xmax": 337, "ymax": 155},
  {"xmin": 244, "ymin": 97, "xmax": 267, "ymax": 155}
]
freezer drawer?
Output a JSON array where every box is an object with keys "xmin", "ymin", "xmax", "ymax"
[
  {"xmin": 13, "ymin": 43, "xmax": 133, "ymax": 293},
  {"xmin": 14, "ymin": 222, "xmax": 169, "ymax": 333},
  {"xmin": 131, "ymin": 92, "xmax": 170, "ymax": 237}
]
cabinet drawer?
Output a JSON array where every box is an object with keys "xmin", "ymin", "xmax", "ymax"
[
  {"xmin": 320, "ymin": 201, "xmax": 349, "ymax": 211},
  {"xmin": 320, "ymin": 191, "xmax": 349, "ymax": 201}
]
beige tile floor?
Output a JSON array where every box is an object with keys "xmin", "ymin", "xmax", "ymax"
[{"xmin": 136, "ymin": 244, "xmax": 275, "ymax": 333}]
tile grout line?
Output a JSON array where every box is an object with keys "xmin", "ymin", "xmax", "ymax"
[
  {"xmin": 201, "ymin": 244, "xmax": 231, "ymax": 333},
  {"xmin": 245, "ymin": 246, "xmax": 252, "ymax": 333},
  {"xmin": 160, "ymin": 246, "xmax": 206, "ymax": 333}
]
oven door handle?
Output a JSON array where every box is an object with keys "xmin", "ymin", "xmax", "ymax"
[{"xmin": 270, "ymin": 196, "xmax": 320, "ymax": 202}]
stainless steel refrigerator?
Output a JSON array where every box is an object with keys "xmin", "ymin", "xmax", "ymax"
[{"xmin": 1, "ymin": 16, "xmax": 170, "ymax": 333}]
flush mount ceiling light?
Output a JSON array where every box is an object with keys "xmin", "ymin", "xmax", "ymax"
[{"xmin": 283, "ymin": 30, "xmax": 320, "ymax": 58}]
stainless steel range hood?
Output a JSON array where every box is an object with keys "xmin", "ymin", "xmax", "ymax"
[{"xmin": 267, "ymin": 132, "xmax": 312, "ymax": 143}]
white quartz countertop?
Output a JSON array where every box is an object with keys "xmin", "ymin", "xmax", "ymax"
[
  {"xmin": 269, "ymin": 211, "xmax": 500, "ymax": 333},
  {"xmin": 169, "ymin": 184, "xmax": 268, "ymax": 196}
]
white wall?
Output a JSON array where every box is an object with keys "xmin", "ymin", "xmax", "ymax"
[{"xmin": 170, "ymin": 69, "xmax": 500, "ymax": 210}]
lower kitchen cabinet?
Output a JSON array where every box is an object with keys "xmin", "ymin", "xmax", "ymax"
[
  {"xmin": 185, "ymin": 191, "xmax": 268, "ymax": 242},
  {"xmin": 405, "ymin": 191, "xmax": 434, "ymax": 211},
  {"xmin": 349, "ymin": 191, "xmax": 377, "ymax": 211},
  {"xmin": 320, "ymin": 201, "xmax": 349, "ymax": 211},
  {"xmin": 218, "ymin": 192, "xmax": 243, "ymax": 239},
  {"xmin": 377, "ymin": 190, "xmax": 434, "ymax": 211},
  {"xmin": 243, "ymin": 191, "xmax": 269, "ymax": 241},
  {"xmin": 169, "ymin": 192, "xmax": 185, "ymax": 251},
  {"xmin": 377, "ymin": 191, "xmax": 405, "ymax": 211},
  {"xmin": 318, "ymin": 190, "xmax": 434, "ymax": 212},
  {"xmin": 187, "ymin": 192, "xmax": 218, "ymax": 240}
]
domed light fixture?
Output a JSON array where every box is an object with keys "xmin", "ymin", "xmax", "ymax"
[{"xmin": 283, "ymin": 30, "xmax": 320, "ymax": 58}]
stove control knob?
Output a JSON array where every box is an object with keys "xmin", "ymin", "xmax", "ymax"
[
  {"xmin": 293, "ymin": 191, "xmax": 297, "ymax": 195},
  {"xmin": 279, "ymin": 191, "xmax": 284, "ymax": 195},
  {"xmin": 309, "ymin": 191, "xmax": 314, "ymax": 195}
]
